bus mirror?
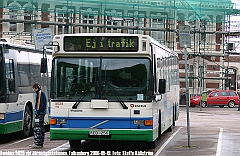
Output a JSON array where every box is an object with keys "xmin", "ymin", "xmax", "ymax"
[
  {"xmin": 158, "ymin": 79, "xmax": 166, "ymax": 94},
  {"xmin": 40, "ymin": 58, "xmax": 47, "ymax": 73},
  {"xmin": 56, "ymin": 45, "xmax": 60, "ymax": 52},
  {"xmin": 8, "ymin": 78, "xmax": 15, "ymax": 92}
]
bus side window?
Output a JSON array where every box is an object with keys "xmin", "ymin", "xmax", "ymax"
[
  {"xmin": 6, "ymin": 59, "xmax": 15, "ymax": 93},
  {"xmin": 18, "ymin": 71, "xmax": 30, "ymax": 86},
  {"xmin": 8, "ymin": 78, "xmax": 15, "ymax": 92}
]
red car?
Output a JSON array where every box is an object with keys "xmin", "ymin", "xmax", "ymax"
[{"xmin": 190, "ymin": 90, "xmax": 240, "ymax": 108}]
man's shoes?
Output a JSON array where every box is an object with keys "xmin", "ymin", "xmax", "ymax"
[{"xmin": 29, "ymin": 144, "xmax": 43, "ymax": 148}]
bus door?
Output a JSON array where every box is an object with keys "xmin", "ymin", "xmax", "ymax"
[{"xmin": 5, "ymin": 57, "xmax": 18, "ymax": 103}]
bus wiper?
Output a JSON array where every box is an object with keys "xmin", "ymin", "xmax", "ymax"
[
  {"xmin": 72, "ymin": 83, "xmax": 95, "ymax": 109},
  {"xmin": 105, "ymin": 81, "xmax": 128, "ymax": 109}
]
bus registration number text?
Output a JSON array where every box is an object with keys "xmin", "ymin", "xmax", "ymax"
[{"xmin": 89, "ymin": 130, "xmax": 109, "ymax": 135}]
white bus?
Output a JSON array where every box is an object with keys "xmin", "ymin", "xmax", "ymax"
[
  {"xmin": 49, "ymin": 33, "xmax": 179, "ymax": 148},
  {"xmin": 0, "ymin": 41, "xmax": 52, "ymax": 139}
]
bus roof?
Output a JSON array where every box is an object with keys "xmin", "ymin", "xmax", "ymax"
[
  {"xmin": 0, "ymin": 42, "xmax": 52, "ymax": 55},
  {"xmin": 54, "ymin": 33, "xmax": 149, "ymax": 37},
  {"xmin": 150, "ymin": 37, "xmax": 178, "ymax": 56}
]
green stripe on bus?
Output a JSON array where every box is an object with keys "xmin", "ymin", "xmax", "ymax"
[
  {"xmin": 50, "ymin": 129, "xmax": 154, "ymax": 141},
  {"xmin": 0, "ymin": 121, "xmax": 23, "ymax": 135}
]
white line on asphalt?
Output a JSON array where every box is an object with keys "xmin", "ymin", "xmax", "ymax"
[
  {"xmin": 216, "ymin": 127, "xmax": 223, "ymax": 156},
  {"xmin": 154, "ymin": 127, "xmax": 182, "ymax": 156},
  {"xmin": 0, "ymin": 132, "xmax": 50, "ymax": 148},
  {"xmin": 47, "ymin": 142, "xmax": 69, "ymax": 152},
  {"xmin": 1, "ymin": 137, "xmax": 32, "ymax": 148}
]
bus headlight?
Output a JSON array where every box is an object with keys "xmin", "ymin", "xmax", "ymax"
[
  {"xmin": 133, "ymin": 120, "xmax": 153, "ymax": 126},
  {"xmin": 134, "ymin": 120, "xmax": 144, "ymax": 125},
  {"xmin": 57, "ymin": 119, "xmax": 67, "ymax": 124},
  {"xmin": 0, "ymin": 113, "xmax": 5, "ymax": 120}
]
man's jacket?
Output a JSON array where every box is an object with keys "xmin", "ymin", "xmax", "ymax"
[{"xmin": 35, "ymin": 89, "xmax": 47, "ymax": 114}]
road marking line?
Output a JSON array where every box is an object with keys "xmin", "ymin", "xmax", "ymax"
[
  {"xmin": 48, "ymin": 142, "xmax": 69, "ymax": 152},
  {"xmin": 0, "ymin": 132, "xmax": 50, "ymax": 148},
  {"xmin": 216, "ymin": 127, "xmax": 223, "ymax": 156},
  {"xmin": 1, "ymin": 137, "xmax": 32, "ymax": 148},
  {"xmin": 154, "ymin": 127, "xmax": 182, "ymax": 156}
]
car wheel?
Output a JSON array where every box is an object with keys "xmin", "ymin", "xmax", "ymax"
[
  {"xmin": 201, "ymin": 101, "xmax": 207, "ymax": 107},
  {"xmin": 228, "ymin": 101, "xmax": 235, "ymax": 108}
]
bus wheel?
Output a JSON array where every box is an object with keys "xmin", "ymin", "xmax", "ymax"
[
  {"xmin": 69, "ymin": 140, "xmax": 82, "ymax": 148},
  {"xmin": 173, "ymin": 105, "xmax": 176, "ymax": 126},
  {"xmin": 166, "ymin": 125, "xmax": 173, "ymax": 132},
  {"xmin": 21, "ymin": 106, "xmax": 32, "ymax": 138},
  {"xmin": 0, "ymin": 135, "xmax": 4, "ymax": 143},
  {"xmin": 145, "ymin": 141, "xmax": 156, "ymax": 149},
  {"xmin": 158, "ymin": 110, "xmax": 161, "ymax": 139}
]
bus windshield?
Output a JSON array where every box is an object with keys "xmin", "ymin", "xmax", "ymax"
[{"xmin": 51, "ymin": 57, "xmax": 152, "ymax": 101}]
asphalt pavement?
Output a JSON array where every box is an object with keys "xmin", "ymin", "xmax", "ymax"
[{"xmin": 156, "ymin": 106, "xmax": 240, "ymax": 156}]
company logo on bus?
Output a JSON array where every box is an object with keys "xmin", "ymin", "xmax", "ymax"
[
  {"xmin": 130, "ymin": 104, "xmax": 146, "ymax": 108},
  {"xmin": 70, "ymin": 110, "xmax": 83, "ymax": 112}
]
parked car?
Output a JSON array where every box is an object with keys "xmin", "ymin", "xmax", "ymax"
[{"xmin": 190, "ymin": 90, "xmax": 240, "ymax": 108}]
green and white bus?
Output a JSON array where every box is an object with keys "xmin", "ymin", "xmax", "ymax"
[
  {"xmin": 49, "ymin": 33, "xmax": 179, "ymax": 148},
  {"xmin": 0, "ymin": 40, "xmax": 51, "ymax": 138}
]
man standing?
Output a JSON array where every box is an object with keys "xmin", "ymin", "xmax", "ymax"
[{"xmin": 29, "ymin": 82, "xmax": 47, "ymax": 148}]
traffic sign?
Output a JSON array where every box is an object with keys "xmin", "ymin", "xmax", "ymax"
[
  {"xmin": 179, "ymin": 25, "xmax": 191, "ymax": 48},
  {"xmin": 32, "ymin": 28, "xmax": 53, "ymax": 50}
]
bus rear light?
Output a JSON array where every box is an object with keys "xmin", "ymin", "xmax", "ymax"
[
  {"xmin": 144, "ymin": 120, "xmax": 153, "ymax": 126},
  {"xmin": 50, "ymin": 118, "xmax": 57, "ymax": 125},
  {"xmin": 0, "ymin": 114, "xmax": 5, "ymax": 120}
]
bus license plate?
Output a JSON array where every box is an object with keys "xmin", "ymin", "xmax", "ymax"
[{"xmin": 89, "ymin": 130, "xmax": 109, "ymax": 135}]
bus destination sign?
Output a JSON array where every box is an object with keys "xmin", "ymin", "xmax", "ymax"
[{"xmin": 64, "ymin": 36, "xmax": 138, "ymax": 52}]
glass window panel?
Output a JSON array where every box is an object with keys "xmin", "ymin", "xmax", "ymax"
[{"xmin": 52, "ymin": 58, "xmax": 151, "ymax": 101}]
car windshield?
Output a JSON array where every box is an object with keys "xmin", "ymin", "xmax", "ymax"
[{"xmin": 51, "ymin": 57, "xmax": 152, "ymax": 101}]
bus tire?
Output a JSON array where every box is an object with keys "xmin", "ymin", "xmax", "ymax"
[
  {"xmin": 173, "ymin": 105, "xmax": 176, "ymax": 126},
  {"xmin": 158, "ymin": 110, "xmax": 161, "ymax": 139},
  {"xmin": 145, "ymin": 141, "xmax": 156, "ymax": 149},
  {"xmin": 45, "ymin": 124, "xmax": 50, "ymax": 132},
  {"xmin": 21, "ymin": 106, "xmax": 32, "ymax": 138},
  {"xmin": 69, "ymin": 140, "xmax": 82, "ymax": 148},
  {"xmin": 166, "ymin": 125, "xmax": 173, "ymax": 132},
  {"xmin": 0, "ymin": 135, "xmax": 4, "ymax": 143}
]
